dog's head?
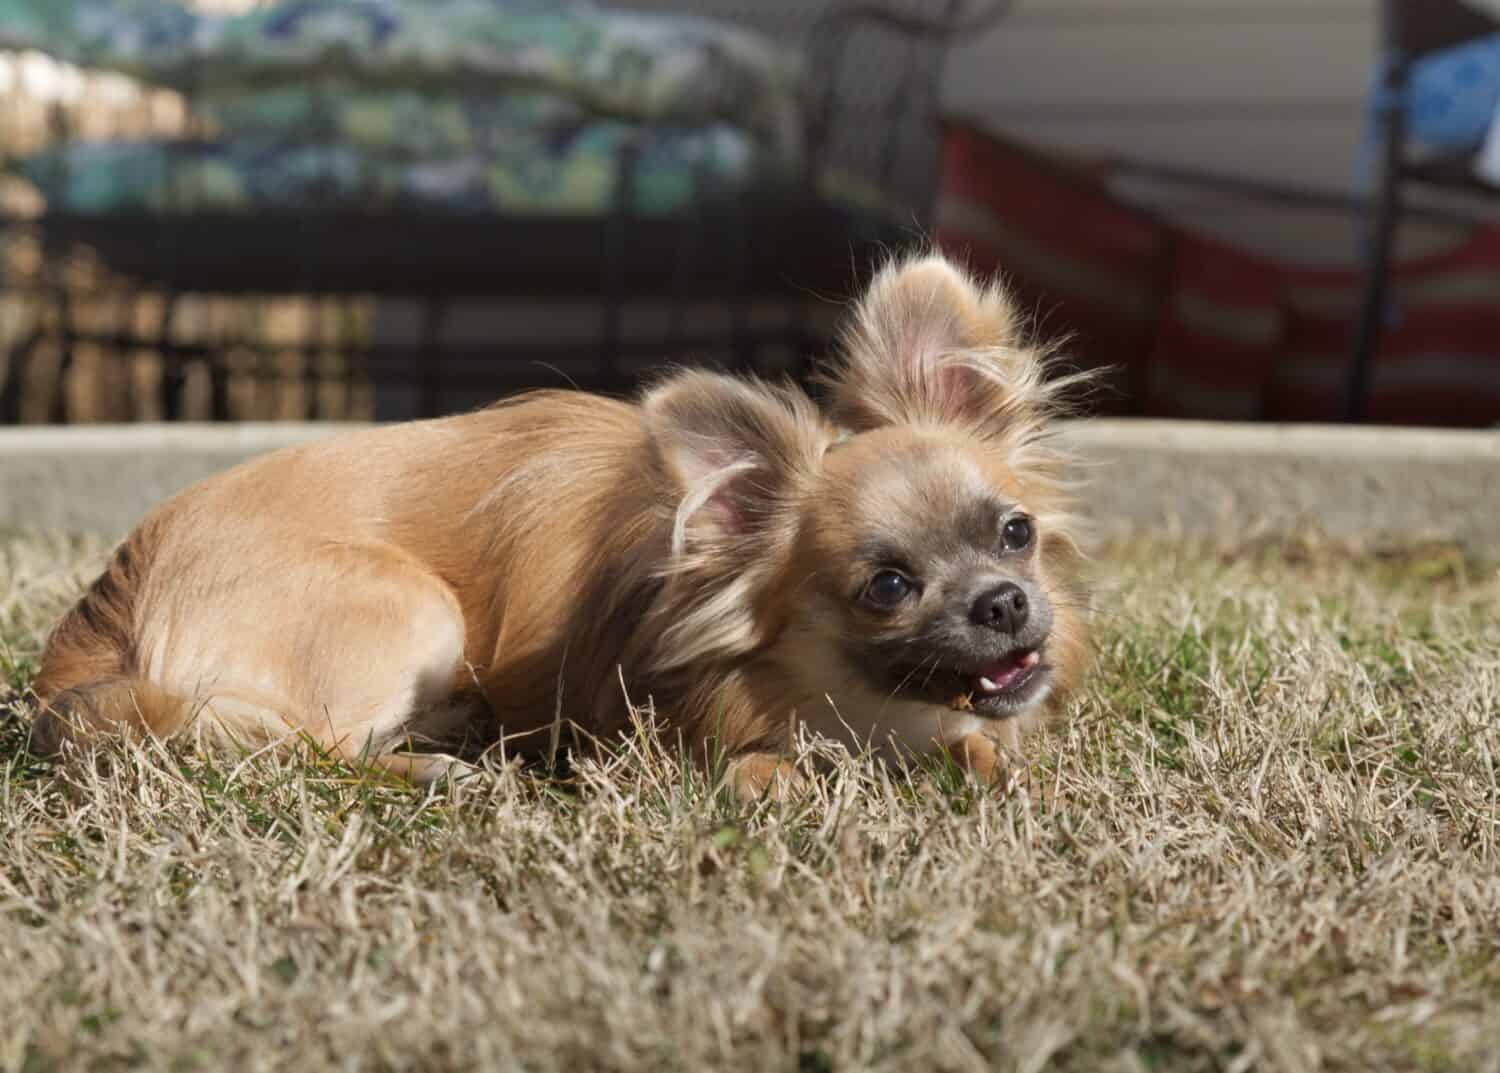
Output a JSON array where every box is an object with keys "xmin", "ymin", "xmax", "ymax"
[
  {"xmin": 643, "ymin": 255, "xmax": 1087, "ymax": 740},
  {"xmin": 797, "ymin": 422, "xmax": 1070, "ymax": 719},
  {"xmin": 794, "ymin": 255, "xmax": 1088, "ymax": 727}
]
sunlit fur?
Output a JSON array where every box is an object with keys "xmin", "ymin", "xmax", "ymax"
[{"xmin": 32, "ymin": 254, "xmax": 1088, "ymax": 796}]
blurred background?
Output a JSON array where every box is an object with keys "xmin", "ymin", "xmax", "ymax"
[{"xmin": 0, "ymin": 0, "xmax": 1497, "ymax": 427}]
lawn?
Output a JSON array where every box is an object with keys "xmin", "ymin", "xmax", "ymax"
[{"xmin": 0, "ymin": 529, "xmax": 1496, "ymax": 1072}]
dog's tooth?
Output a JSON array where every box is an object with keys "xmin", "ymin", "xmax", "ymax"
[
  {"xmin": 979, "ymin": 676, "xmax": 999, "ymax": 693},
  {"xmin": 1022, "ymin": 650, "xmax": 1040, "ymax": 668}
]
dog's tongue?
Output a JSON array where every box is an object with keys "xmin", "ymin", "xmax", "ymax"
[{"xmin": 971, "ymin": 650, "xmax": 1040, "ymax": 695}]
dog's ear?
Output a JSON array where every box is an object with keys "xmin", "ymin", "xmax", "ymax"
[
  {"xmin": 642, "ymin": 370, "xmax": 828, "ymax": 670},
  {"xmin": 825, "ymin": 254, "xmax": 1059, "ymax": 440},
  {"xmin": 644, "ymin": 369, "xmax": 824, "ymax": 554}
]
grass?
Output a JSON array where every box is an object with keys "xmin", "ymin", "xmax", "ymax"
[{"xmin": 0, "ymin": 529, "xmax": 1497, "ymax": 1072}]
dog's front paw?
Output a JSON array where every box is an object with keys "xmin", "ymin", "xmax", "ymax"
[
  {"xmin": 724, "ymin": 752, "xmax": 806, "ymax": 804},
  {"xmin": 949, "ymin": 732, "xmax": 1020, "ymax": 792}
]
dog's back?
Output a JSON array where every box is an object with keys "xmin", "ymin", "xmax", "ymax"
[{"xmin": 30, "ymin": 391, "xmax": 655, "ymax": 767}]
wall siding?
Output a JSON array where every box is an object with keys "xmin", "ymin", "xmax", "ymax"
[{"xmin": 943, "ymin": 0, "xmax": 1493, "ymax": 266}]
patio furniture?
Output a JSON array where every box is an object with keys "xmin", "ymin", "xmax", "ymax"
[
  {"xmin": 0, "ymin": 0, "xmax": 1014, "ymax": 422},
  {"xmin": 1346, "ymin": 0, "xmax": 1500, "ymax": 420}
]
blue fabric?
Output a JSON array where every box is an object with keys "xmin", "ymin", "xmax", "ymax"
[
  {"xmin": 1405, "ymin": 32, "xmax": 1500, "ymax": 152},
  {"xmin": 1355, "ymin": 31, "xmax": 1500, "ymax": 203}
]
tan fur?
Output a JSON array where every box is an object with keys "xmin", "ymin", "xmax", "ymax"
[{"xmin": 33, "ymin": 253, "xmax": 1089, "ymax": 794}]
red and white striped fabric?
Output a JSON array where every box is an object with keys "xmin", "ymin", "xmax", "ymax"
[
  {"xmin": 934, "ymin": 120, "xmax": 1500, "ymax": 426},
  {"xmin": 1145, "ymin": 234, "xmax": 1283, "ymax": 420},
  {"xmin": 1273, "ymin": 228, "xmax": 1500, "ymax": 426},
  {"xmin": 934, "ymin": 122, "xmax": 1170, "ymax": 415}
]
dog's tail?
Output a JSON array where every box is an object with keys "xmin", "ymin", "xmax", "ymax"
[
  {"xmin": 30, "ymin": 676, "xmax": 195, "ymax": 755},
  {"xmin": 27, "ymin": 525, "xmax": 193, "ymax": 754}
]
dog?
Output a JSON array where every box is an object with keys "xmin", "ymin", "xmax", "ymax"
[{"xmin": 30, "ymin": 254, "xmax": 1088, "ymax": 798}]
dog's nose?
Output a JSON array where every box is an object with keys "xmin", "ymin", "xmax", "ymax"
[{"xmin": 970, "ymin": 582, "xmax": 1028, "ymax": 633}]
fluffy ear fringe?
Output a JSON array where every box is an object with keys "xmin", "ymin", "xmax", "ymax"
[
  {"xmin": 822, "ymin": 252, "xmax": 1096, "ymax": 563},
  {"xmin": 643, "ymin": 369, "xmax": 827, "ymax": 552},
  {"xmin": 821, "ymin": 252, "xmax": 1088, "ymax": 452},
  {"xmin": 640, "ymin": 369, "xmax": 831, "ymax": 673}
]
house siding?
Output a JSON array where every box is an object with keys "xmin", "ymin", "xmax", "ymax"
[{"xmin": 943, "ymin": 0, "xmax": 1486, "ymax": 265}]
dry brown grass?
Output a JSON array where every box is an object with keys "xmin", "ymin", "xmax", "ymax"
[{"xmin": 1, "ymin": 529, "xmax": 1497, "ymax": 1073}]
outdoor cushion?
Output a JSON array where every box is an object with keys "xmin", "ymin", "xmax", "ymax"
[
  {"xmin": 934, "ymin": 121, "xmax": 1171, "ymax": 416},
  {"xmin": 1143, "ymin": 235, "xmax": 1283, "ymax": 421},
  {"xmin": 0, "ymin": 0, "xmax": 804, "ymax": 152},
  {"xmin": 194, "ymin": 85, "xmax": 801, "ymax": 169},
  {"xmin": 1403, "ymin": 32, "xmax": 1500, "ymax": 153},
  {"xmin": 13, "ymin": 121, "xmax": 781, "ymax": 216},
  {"xmin": 1273, "ymin": 227, "xmax": 1500, "ymax": 426}
]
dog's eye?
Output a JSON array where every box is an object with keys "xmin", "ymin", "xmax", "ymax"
[
  {"xmin": 1002, "ymin": 515, "xmax": 1034, "ymax": 551},
  {"xmin": 864, "ymin": 570, "xmax": 914, "ymax": 608}
]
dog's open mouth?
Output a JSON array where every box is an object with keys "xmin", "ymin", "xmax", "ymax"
[
  {"xmin": 969, "ymin": 648, "xmax": 1041, "ymax": 697},
  {"xmin": 883, "ymin": 645, "xmax": 1052, "ymax": 717},
  {"xmin": 945, "ymin": 648, "xmax": 1049, "ymax": 715}
]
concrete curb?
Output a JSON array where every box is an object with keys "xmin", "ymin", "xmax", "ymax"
[
  {"xmin": 2, "ymin": 420, "xmax": 1497, "ymax": 549},
  {"xmin": 1061, "ymin": 420, "xmax": 1499, "ymax": 551}
]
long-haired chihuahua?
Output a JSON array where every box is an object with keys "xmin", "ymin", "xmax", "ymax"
[{"xmin": 32, "ymin": 254, "xmax": 1088, "ymax": 797}]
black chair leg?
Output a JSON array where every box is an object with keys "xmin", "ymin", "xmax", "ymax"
[
  {"xmin": 600, "ymin": 138, "xmax": 641, "ymax": 395},
  {"xmin": 1344, "ymin": 126, "xmax": 1405, "ymax": 422},
  {"xmin": 46, "ymin": 270, "xmax": 74, "ymax": 424},
  {"xmin": 158, "ymin": 293, "xmax": 184, "ymax": 421},
  {"xmin": 1344, "ymin": 7, "xmax": 1409, "ymax": 423},
  {"xmin": 0, "ymin": 328, "xmax": 41, "ymax": 424},
  {"xmin": 419, "ymin": 297, "xmax": 446, "ymax": 419},
  {"xmin": 728, "ymin": 196, "xmax": 754, "ymax": 375}
]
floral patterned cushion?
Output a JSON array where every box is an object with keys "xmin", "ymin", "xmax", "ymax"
[
  {"xmin": 13, "ymin": 122, "xmax": 786, "ymax": 216},
  {"xmin": 1404, "ymin": 33, "xmax": 1500, "ymax": 153},
  {"xmin": 196, "ymin": 86, "xmax": 801, "ymax": 170},
  {"xmin": 0, "ymin": 0, "xmax": 804, "ymax": 153}
]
